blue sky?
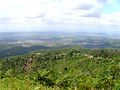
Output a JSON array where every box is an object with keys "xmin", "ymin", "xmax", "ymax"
[
  {"xmin": 102, "ymin": 0, "xmax": 120, "ymax": 13},
  {"xmin": 0, "ymin": 0, "xmax": 120, "ymax": 32}
]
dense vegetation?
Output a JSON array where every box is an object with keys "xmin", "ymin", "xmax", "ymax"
[{"xmin": 0, "ymin": 47, "xmax": 120, "ymax": 90}]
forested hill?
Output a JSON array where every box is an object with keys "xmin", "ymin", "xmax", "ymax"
[
  {"xmin": 0, "ymin": 48, "xmax": 120, "ymax": 90},
  {"xmin": 0, "ymin": 44, "xmax": 50, "ymax": 59}
]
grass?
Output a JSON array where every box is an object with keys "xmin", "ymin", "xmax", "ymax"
[{"xmin": 0, "ymin": 77, "xmax": 60, "ymax": 90}]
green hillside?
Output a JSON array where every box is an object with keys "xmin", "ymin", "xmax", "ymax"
[
  {"xmin": 0, "ymin": 44, "xmax": 50, "ymax": 59},
  {"xmin": 0, "ymin": 48, "xmax": 120, "ymax": 90}
]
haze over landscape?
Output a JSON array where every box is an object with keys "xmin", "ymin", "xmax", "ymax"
[{"xmin": 0, "ymin": 0, "xmax": 120, "ymax": 90}]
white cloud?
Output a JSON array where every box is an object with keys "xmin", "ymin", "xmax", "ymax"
[
  {"xmin": 0, "ymin": 0, "xmax": 120, "ymax": 29},
  {"xmin": 100, "ymin": 13, "xmax": 120, "ymax": 25}
]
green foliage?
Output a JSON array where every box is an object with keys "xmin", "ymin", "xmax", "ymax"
[
  {"xmin": 0, "ymin": 48, "xmax": 120, "ymax": 89},
  {"xmin": 0, "ymin": 77, "xmax": 60, "ymax": 90},
  {"xmin": 0, "ymin": 72, "xmax": 9, "ymax": 79},
  {"xmin": 34, "ymin": 70, "xmax": 56, "ymax": 87},
  {"xmin": 91, "ymin": 49, "xmax": 120, "ymax": 58}
]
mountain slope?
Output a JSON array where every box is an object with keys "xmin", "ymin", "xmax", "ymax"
[{"xmin": 0, "ymin": 48, "xmax": 120, "ymax": 89}]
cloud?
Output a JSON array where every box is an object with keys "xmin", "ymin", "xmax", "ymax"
[
  {"xmin": 26, "ymin": 13, "xmax": 45, "ymax": 19},
  {"xmin": 0, "ymin": 0, "xmax": 120, "ymax": 29},
  {"xmin": 81, "ymin": 11, "xmax": 101, "ymax": 18},
  {"xmin": 0, "ymin": 17, "xmax": 12, "ymax": 24},
  {"xmin": 35, "ymin": 14, "xmax": 45, "ymax": 18},
  {"xmin": 64, "ymin": 12, "xmax": 73, "ymax": 15},
  {"xmin": 97, "ymin": 0, "xmax": 112, "ymax": 3},
  {"xmin": 100, "ymin": 12, "xmax": 120, "ymax": 25},
  {"xmin": 42, "ymin": 17, "xmax": 63, "ymax": 25},
  {"xmin": 73, "ymin": 4, "xmax": 94, "ymax": 10},
  {"xmin": 0, "ymin": 17, "xmax": 11, "ymax": 21}
]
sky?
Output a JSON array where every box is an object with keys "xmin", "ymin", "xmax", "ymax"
[{"xmin": 0, "ymin": 0, "xmax": 120, "ymax": 32}]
